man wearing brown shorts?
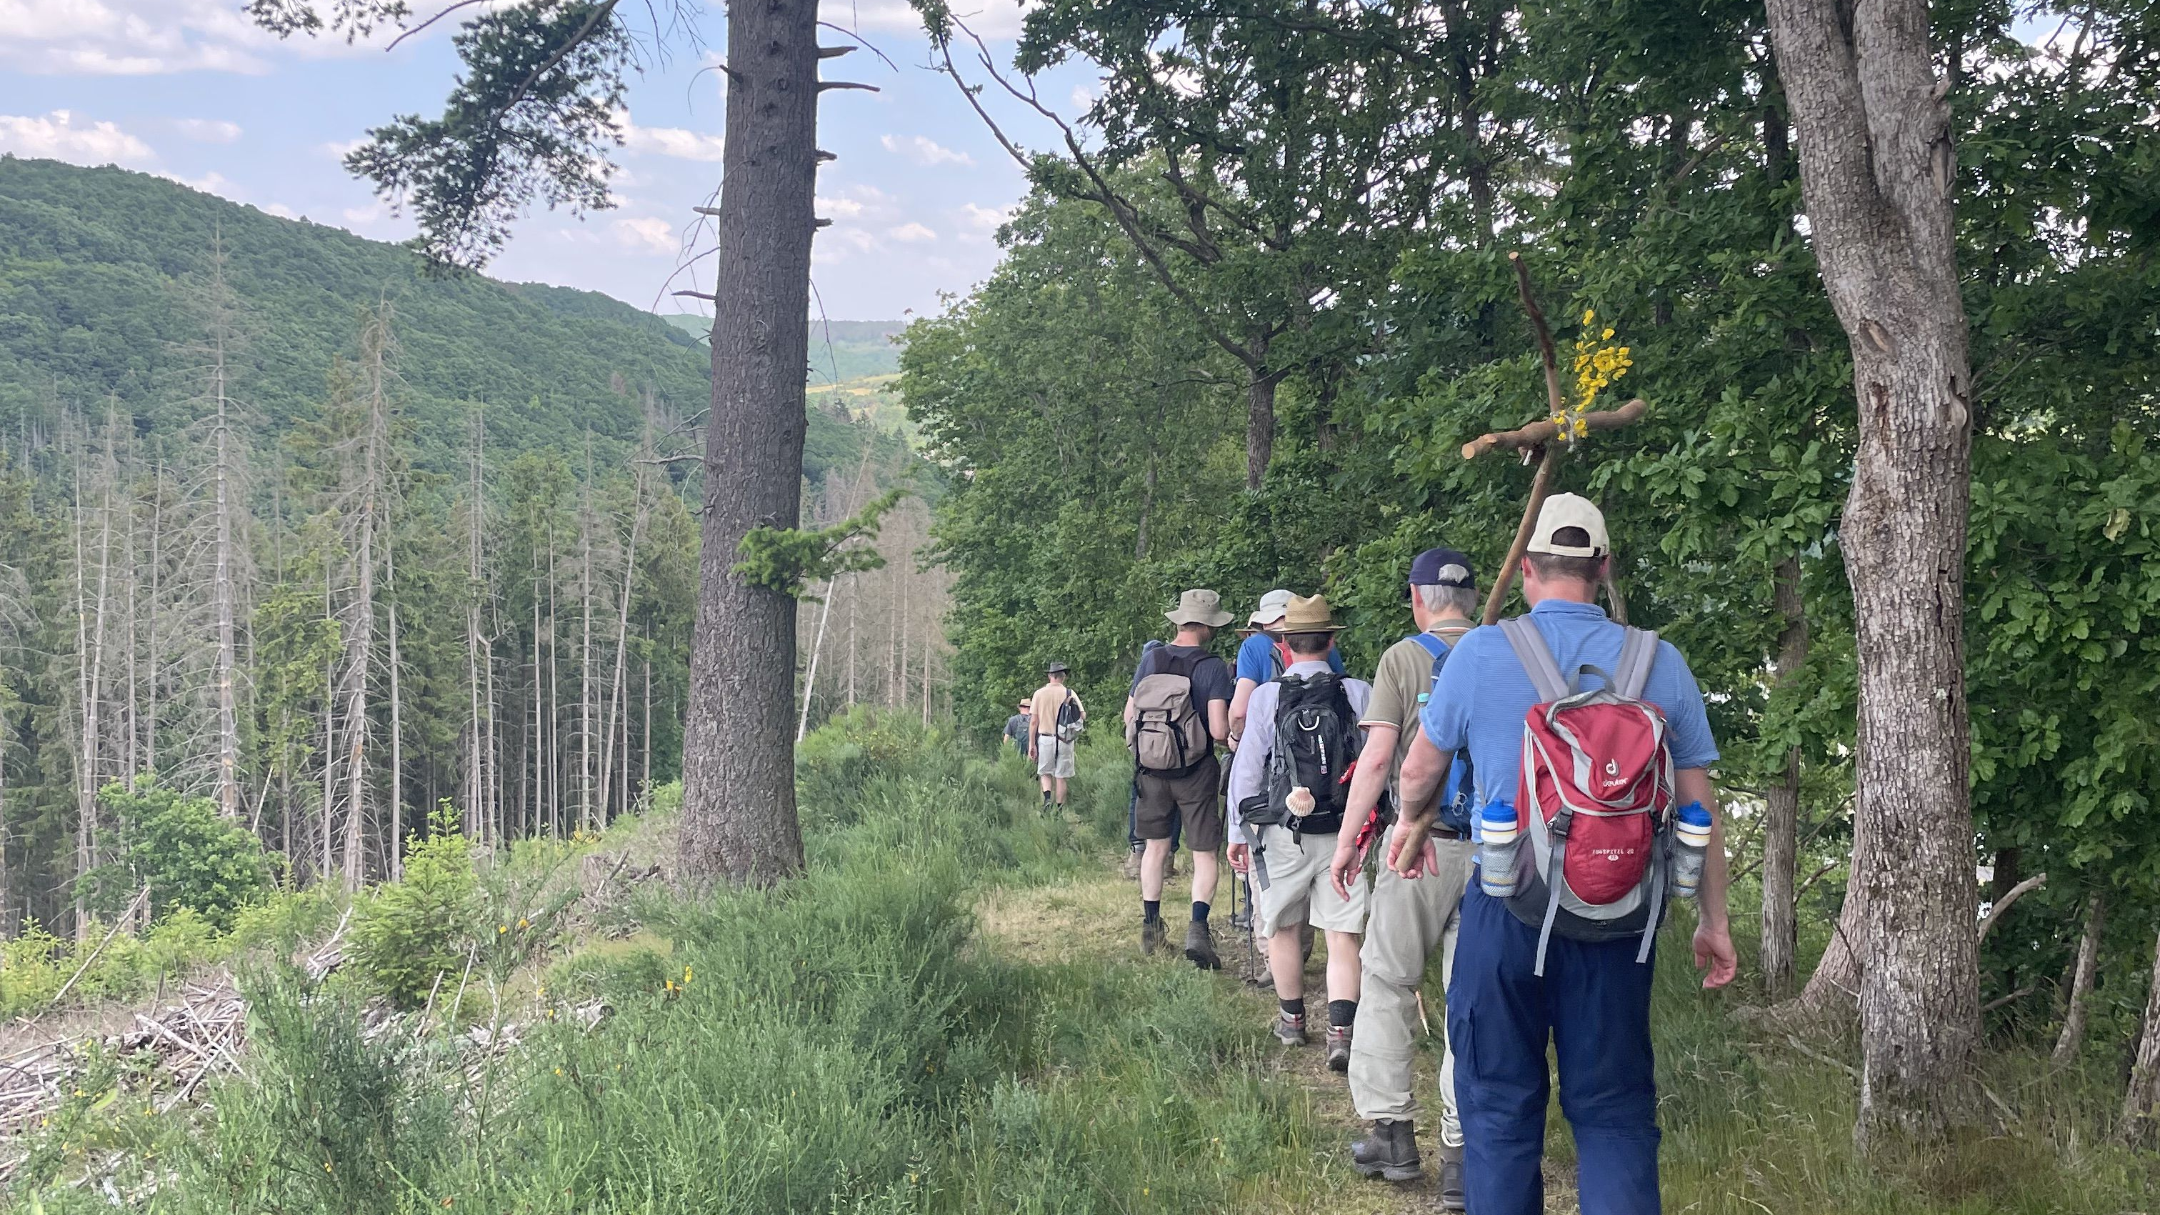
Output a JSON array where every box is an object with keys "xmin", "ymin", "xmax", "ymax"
[{"xmin": 1125, "ymin": 589, "xmax": 1236, "ymax": 968}]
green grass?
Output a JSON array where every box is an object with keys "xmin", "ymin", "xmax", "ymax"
[{"xmin": 10, "ymin": 720, "xmax": 2159, "ymax": 1214}]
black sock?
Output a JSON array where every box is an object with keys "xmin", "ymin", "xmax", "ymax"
[
  {"xmin": 1143, "ymin": 900, "xmax": 1161, "ymax": 925},
  {"xmin": 1328, "ymin": 999, "xmax": 1358, "ymax": 1028},
  {"xmin": 1191, "ymin": 901, "xmax": 1211, "ymax": 924},
  {"xmin": 1042, "ymin": 790, "xmax": 1051, "ymax": 803},
  {"xmin": 1279, "ymin": 997, "xmax": 1306, "ymax": 1019}
]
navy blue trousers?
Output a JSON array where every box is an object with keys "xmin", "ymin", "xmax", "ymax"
[{"xmin": 1446, "ymin": 884, "xmax": 1661, "ymax": 1215}]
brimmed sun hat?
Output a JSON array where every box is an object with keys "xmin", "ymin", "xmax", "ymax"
[
  {"xmin": 1279, "ymin": 594, "xmax": 1345, "ymax": 633},
  {"xmin": 1165, "ymin": 589, "xmax": 1235, "ymax": 628}
]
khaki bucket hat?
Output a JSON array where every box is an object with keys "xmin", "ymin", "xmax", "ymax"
[{"xmin": 1165, "ymin": 588, "xmax": 1235, "ymax": 628}]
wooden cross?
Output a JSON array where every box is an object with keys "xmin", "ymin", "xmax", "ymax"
[{"xmin": 1461, "ymin": 253, "xmax": 1647, "ymax": 626}]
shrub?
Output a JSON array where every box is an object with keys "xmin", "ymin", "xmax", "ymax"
[
  {"xmin": 91, "ymin": 779, "xmax": 271, "ymax": 929},
  {"xmin": 349, "ymin": 803, "xmax": 477, "ymax": 1009}
]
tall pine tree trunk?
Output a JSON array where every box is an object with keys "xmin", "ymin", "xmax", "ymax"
[
  {"xmin": 678, "ymin": 0, "xmax": 821, "ymax": 887},
  {"xmin": 1765, "ymin": 0, "xmax": 1979, "ymax": 1146}
]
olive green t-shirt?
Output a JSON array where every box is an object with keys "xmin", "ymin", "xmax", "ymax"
[{"xmin": 1361, "ymin": 624, "xmax": 1475, "ymax": 791}]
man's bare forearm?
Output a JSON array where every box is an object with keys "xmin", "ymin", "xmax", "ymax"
[{"xmin": 1343, "ymin": 723, "xmax": 1399, "ymax": 826}]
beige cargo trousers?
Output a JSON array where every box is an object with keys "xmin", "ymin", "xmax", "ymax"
[{"xmin": 1347, "ymin": 827, "xmax": 1478, "ymax": 1152}]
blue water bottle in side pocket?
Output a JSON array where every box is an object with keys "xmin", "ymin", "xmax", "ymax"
[
  {"xmin": 1671, "ymin": 801, "xmax": 1713, "ymax": 900},
  {"xmin": 1478, "ymin": 800, "xmax": 1521, "ymax": 899}
]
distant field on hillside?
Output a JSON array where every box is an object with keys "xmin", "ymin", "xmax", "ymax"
[{"xmin": 663, "ymin": 315, "xmax": 907, "ymax": 385}]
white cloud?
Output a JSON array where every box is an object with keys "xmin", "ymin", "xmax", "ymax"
[
  {"xmin": 156, "ymin": 168, "xmax": 233, "ymax": 194},
  {"xmin": 623, "ymin": 120, "xmax": 725, "ymax": 162},
  {"xmin": 881, "ymin": 133, "xmax": 973, "ymax": 167},
  {"xmin": 614, "ymin": 216, "xmax": 678, "ymax": 254},
  {"xmin": 0, "ymin": 0, "xmax": 288, "ymax": 75},
  {"xmin": 0, "ymin": 109, "xmax": 154, "ymax": 166},
  {"xmin": 322, "ymin": 137, "xmax": 367, "ymax": 161},
  {"xmin": 817, "ymin": 195, "xmax": 868, "ymax": 219},
  {"xmin": 887, "ymin": 221, "xmax": 936, "ymax": 243},
  {"xmin": 174, "ymin": 118, "xmax": 242, "ymax": 143},
  {"xmin": 817, "ymin": 0, "xmax": 1034, "ymax": 40},
  {"xmin": 959, "ymin": 202, "xmax": 1009, "ymax": 231},
  {"xmin": 342, "ymin": 203, "xmax": 384, "ymax": 227},
  {"xmin": 1071, "ymin": 85, "xmax": 1096, "ymax": 112},
  {"xmin": 262, "ymin": 203, "xmax": 300, "ymax": 220}
]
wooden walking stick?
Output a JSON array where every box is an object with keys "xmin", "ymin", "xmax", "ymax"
[{"xmin": 1464, "ymin": 253, "xmax": 1646, "ymax": 625}]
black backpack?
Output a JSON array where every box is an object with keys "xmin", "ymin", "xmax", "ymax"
[{"xmin": 1249, "ymin": 673, "xmax": 1360, "ymax": 837}]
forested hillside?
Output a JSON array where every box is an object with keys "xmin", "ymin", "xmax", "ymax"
[
  {"xmin": 0, "ymin": 157, "xmax": 886, "ymax": 480},
  {"xmin": 0, "ymin": 157, "xmax": 937, "ymax": 939}
]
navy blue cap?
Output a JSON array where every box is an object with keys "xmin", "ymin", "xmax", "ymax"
[{"xmin": 1409, "ymin": 547, "xmax": 1476, "ymax": 588}]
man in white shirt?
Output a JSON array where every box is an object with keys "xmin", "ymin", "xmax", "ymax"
[{"xmin": 1227, "ymin": 595, "xmax": 1373, "ymax": 1066}]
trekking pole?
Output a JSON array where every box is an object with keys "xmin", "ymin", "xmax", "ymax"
[{"xmin": 1462, "ymin": 253, "xmax": 1647, "ymax": 626}]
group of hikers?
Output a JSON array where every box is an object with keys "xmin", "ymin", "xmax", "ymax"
[{"xmin": 1011, "ymin": 496, "xmax": 1739, "ymax": 1215}]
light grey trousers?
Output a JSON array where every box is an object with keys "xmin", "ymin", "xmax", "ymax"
[{"xmin": 1347, "ymin": 826, "xmax": 1477, "ymax": 1147}]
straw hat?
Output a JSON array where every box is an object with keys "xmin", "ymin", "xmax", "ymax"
[{"xmin": 1279, "ymin": 594, "xmax": 1345, "ymax": 633}]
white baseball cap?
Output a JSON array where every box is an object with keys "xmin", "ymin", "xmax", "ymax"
[
  {"xmin": 1248, "ymin": 588, "xmax": 1293, "ymax": 626},
  {"xmin": 1526, "ymin": 493, "xmax": 1609, "ymax": 558}
]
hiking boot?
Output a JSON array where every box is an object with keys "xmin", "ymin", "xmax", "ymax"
[
  {"xmin": 1437, "ymin": 1151, "xmax": 1466, "ymax": 1210},
  {"xmin": 1122, "ymin": 848, "xmax": 1143, "ymax": 880},
  {"xmin": 1141, "ymin": 918, "xmax": 1166, "ymax": 956},
  {"xmin": 1163, "ymin": 852, "xmax": 1179, "ymax": 880},
  {"xmin": 1183, "ymin": 920, "xmax": 1221, "ymax": 970},
  {"xmin": 1350, "ymin": 1119, "xmax": 1421, "ymax": 1184},
  {"xmin": 1325, "ymin": 1024, "xmax": 1352, "ymax": 1072},
  {"xmin": 1273, "ymin": 1010, "xmax": 1308, "ymax": 1046}
]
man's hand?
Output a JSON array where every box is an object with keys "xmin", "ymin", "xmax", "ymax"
[
  {"xmin": 1328, "ymin": 832, "xmax": 1368, "ymax": 901},
  {"xmin": 1227, "ymin": 842, "xmax": 1252, "ymax": 874},
  {"xmin": 1693, "ymin": 917, "xmax": 1738, "ymax": 989},
  {"xmin": 1386, "ymin": 820, "xmax": 1440, "ymax": 879}
]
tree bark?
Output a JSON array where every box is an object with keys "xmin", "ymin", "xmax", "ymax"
[
  {"xmin": 2053, "ymin": 890, "xmax": 2106, "ymax": 1065},
  {"xmin": 678, "ymin": 0, "xmax": 820, "ymax": 888},
  {"xmin": 2122, "ymin": 923, "xmax": 2160, "ymax": 1141},
  {"xmin": 1761, "ymin": 555, "xmax": 1808, "ymax": 999},
  {"xmin": 1245, "ymin": 366, "xmax": 1282, "ymax": 490},
  {"xmin": 1765, "ymin": 0, "xmax": 1979, "ymax": 1147}
]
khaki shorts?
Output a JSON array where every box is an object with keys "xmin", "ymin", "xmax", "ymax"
[
  {"xmin": 1253, "ymin": 824, "xmax": 1369, "ymax": 936},
  {"xmin": 1034, "ymin": 734, "xmax": 1076, "ymax": 779},
  {"xmin": 1136, "ymin": 755, "xmax": 1223, "ymax": 850}
]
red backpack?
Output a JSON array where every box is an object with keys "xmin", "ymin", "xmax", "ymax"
[{"xmin": 1496, "ymin": 618, "xmax": 1675, "ymax": 975}]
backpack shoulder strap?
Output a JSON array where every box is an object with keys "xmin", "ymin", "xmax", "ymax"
[
  {"xmin": 1614, "ymin": 627, "xmax": 1660, "ymax": 700},
  {"xmin": 1498, "ymin": 617, "xmax": 1571, "ymax": 702},
  {"xmin": 1407, "ymin": 632, "xmax": 1449, "ymax": 661}
]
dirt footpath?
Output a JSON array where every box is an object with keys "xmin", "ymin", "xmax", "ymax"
[{"xmin": 975, "ymin": 852, "xmax": 1582, "ymax": 1215}]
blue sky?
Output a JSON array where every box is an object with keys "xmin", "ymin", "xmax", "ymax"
[{"xmin": 0, "ymin": 0, "xmax": 1100, "ymax": 321}]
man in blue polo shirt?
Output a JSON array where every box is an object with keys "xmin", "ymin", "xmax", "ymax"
[{"xmin": 1389, "ymin": 494, "xmax": 1737, "ymax": 1215}]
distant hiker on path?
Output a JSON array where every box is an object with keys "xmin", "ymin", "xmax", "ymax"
[
  {"xmin": 1327, "ymin": 547, "xmax": 1481, "ymax": 1201},
  {"xmin": 1391, "ymin": 495, "xmax": 1737, "ymax": 1215},
  {"xmin": 1126, "ymin": 589, "xmax": 1235, "ymax": 968},
  {"xmin": 1028, "ymin": 663, "xmax": 1085, "ymax": 812},
  {"xmin": 1003, "ymin": 700, "xmax": 1032, "ymax": 759},
  {"xmin": 1227, "ymin": 594, "xmax": 1372, "ymax": 1067}
]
